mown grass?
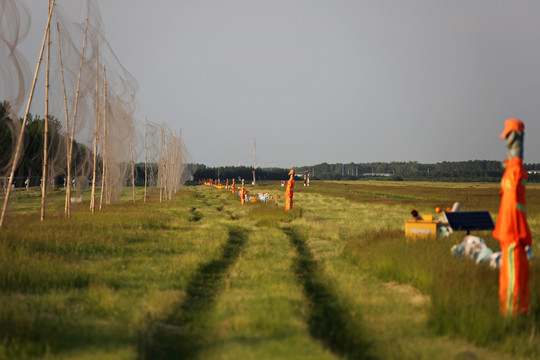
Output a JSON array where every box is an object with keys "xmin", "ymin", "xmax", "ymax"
[
  {"xmin": 187, "ymin": 210, "xmax": 342, "ymax": 359},
  {"xmin": 0, "ymin": 186, "xmax": 228, "ymax": 359},
  {"xmin": 345, "ymin": 229, "xmax": 540, "ymax": 357},
  {"xmin": 1, "ymin": 180, "xmax": 538, "ymax": 359},
  {"xmin": 247, "ymin": 202, "xmax": 302, "ymax": 227},
  {"xmin": 315, "ymin": 181, "xmax": 540, "ymax": 357},
  {"xmin": 283, "ymin": 227, "xmax": 373, "ymax": 360},
  {"xmin": 139, "ymin": 225, "xmax": 249, "ymax": 359}
]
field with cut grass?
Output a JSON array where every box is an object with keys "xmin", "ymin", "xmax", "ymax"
[{"xmin": 0, "ymin": 180, "xmax": 539, "ymax": 359}]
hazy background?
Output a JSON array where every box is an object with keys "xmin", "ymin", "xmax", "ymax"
[{"xmin": 11, "ymin": 0, "xmax": 540, "ymax": 167}]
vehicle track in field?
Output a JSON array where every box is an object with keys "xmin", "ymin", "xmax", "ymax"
[
  {"xmin": 283, "ymin": 227, "xmax": 374, "ymax": 360},
  {"xmin": 139, "ymin": 225, "xmax": 248, "ymax": 359}
]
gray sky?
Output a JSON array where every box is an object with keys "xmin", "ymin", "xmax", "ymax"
[{"xmin": 13, "ymin": 1, "xmax": 540, "ymax": 167}]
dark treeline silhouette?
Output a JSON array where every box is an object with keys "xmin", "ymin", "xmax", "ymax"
[
  {"xmin": 1, "ymin": 101, "xmax": 93, "ymax": 188},
  {"xmin": 191, "ymin": 164, "xmax": 288, "ymax": 182},
  {"xmin": 5, "ymin": 101, "xmax": 539, "ymax": 186},
  {"xmin": 191, "ymin": 160, "xmax": 540, "ymax": 183}
]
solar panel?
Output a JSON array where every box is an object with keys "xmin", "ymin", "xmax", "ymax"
[{"xmin": 444, "ymin": 211, "xmax": 495, "ymax": 233}]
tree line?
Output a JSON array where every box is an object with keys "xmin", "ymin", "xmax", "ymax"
[
  {"xmin": 4, "ymin": 101, "xmax": 539, "ymax": 186},
  {"xmin": 1, "ymin": 101, "xmax": 90, "ymax": 188},
  {"xmin": 191, "ymin": 160, "xmax": 540, "ymax": 183}
]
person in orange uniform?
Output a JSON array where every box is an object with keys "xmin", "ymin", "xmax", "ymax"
[
  {"xmin": 285, "ymin": 169, "xmax": 295, "ymax": 211},
  {"xmin": 240, "ymin": 179, "xmax": 247, "ymax": 205},
  {"xmin": 493, "ymin": 118, "xmax": 532, "ymax": 317}
]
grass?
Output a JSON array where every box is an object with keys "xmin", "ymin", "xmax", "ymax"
[
  {"xmin": 284, "ymin": 226, "xmax": 373, "ymax": 360},
  {"xmin": 0, "ymin": 180, "xmax": 539, "ymax": 359},
  {"xmin": 0, "ymin": 187, "xmax": 228, "ymax": 359},
  {"xmin": 139, "ymin": 226, "xmax": 249, "ymax": 359},
  {"xmin": 301, "ymin": 181, "xmax": 540, "ymax": 357}
]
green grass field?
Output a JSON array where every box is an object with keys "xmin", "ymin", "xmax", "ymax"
[{"xmin": 0, "ymin": 181, "xmax": 539, "ymax": 359}]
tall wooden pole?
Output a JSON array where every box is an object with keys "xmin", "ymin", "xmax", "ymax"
[
  {"xmin": 99, "ymin": 73, "xmax": 107, "ymax": 210},
  {"xmin": 159, "ymin": 125, "xmax": 164, "ymax": 203},
  {"xmin": 90, "ymin": 43, "xmax": 100, "ymax": 212},
  {"xmin": 130, "ymin": 136, "xmax": 136, "ymax": 204},
  {"xmin": 91, "ymin": 61, "xmax": 105, "ymax": 213},
  {"xmin": 144, "ymin": 117, "xmax": 147, "ymax": 203},
  {"xmin": 64, "ymin": 17, "xmax": 88, "ymax": 217},
  {"xmin": 0, "ymin": 0, "xmax": 56, "ymax": 228},
  {"xmin": 164, "ymin": 135, "xmax": 169, "ymax": 201},
  {"xmin": 57, "ymin": 23, "xmax": 71, "ymax": 217},
  {"xmin": 253, "ymin": 138, "xmax": 256, "ymax": 186},
  {"xmin": 41, "ymin": 0, "xmax": 52, "ymax": 222},
  {"xmin": 107, "ymin": 97, "xmax": 118, "ymax": 205}
]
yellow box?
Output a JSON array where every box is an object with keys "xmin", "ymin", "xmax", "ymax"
[{"xmin": 404, "ymin": 220, "xmax": 439, "ymax": 239}]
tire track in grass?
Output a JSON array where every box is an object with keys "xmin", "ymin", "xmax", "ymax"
[
  {"xmin": 283, "ymin": 227, "xmax": 374, "ymax": 360},
  {"xmin": 138, "ymin": 226, "xmax": 248, "ymax": 359}
]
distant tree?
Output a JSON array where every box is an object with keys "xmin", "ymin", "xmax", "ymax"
[{"xmin": 0, "ymin": 100, "xmax": 93, "ymax": 185}]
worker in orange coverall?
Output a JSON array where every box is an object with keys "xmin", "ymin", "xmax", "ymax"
[
  {"xmin": 493, "ymin": 118, "xmax": 532, "ymax": 317},
  {"xmin": 240, "ymin": 184, "xmax": 247, "ymax": 205},
  {"xmin": 285, "ymin": 169, "xmax": 295, "ymax": 211}
]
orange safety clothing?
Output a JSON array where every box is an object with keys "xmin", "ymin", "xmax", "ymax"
[
  {"xmin": 285, "ymin": 176, "xmax": 294, "ymax": 211},
  {"xmin": 240, "ymin": 186, "xmax": 246, "ymax": 205},
  {"xmin": 493, "ymin": 157, "xmax": 532, "ymax": 317},
  {"xmin": 493, "ymin": 158, "xmax": 531, "ymax": 247},
  {"xmin": 499, "ymin": 243, "xmax": 529, "ymax": 317}
]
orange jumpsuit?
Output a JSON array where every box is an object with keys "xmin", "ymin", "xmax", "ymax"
[
  {"xmin": 493, "ymin": 157, "xmax": 532, "ymax": 317},
  {"xmin": 240, "ymin": 186, "xmax": 246, "ymax": 205},
  {"xmin": 285, "ymin": 177, "xmax": 294, "ymax": 211}
]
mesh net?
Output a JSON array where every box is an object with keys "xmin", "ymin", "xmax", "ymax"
[{"xmin": 0, "ymin": 0, "xmax": 190, "ymax": 222}]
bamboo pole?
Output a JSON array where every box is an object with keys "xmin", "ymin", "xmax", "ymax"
[
  {"xmin": 165, "ymin": 126, "xmax": 170, "ymax": 200},
  {"xmin": 57, "ymin": 23, "xmax": 71, "ymax": 217},
  {"xmin": 171, "ymin": 131, "xmax": 178, "ymax": 196},
  {"xmin": 41, "ymin": 0, "xmax": 52, "ymax": 222},
  {"xmin": 130, "ymin": 136, "xmax": 136, "ymax": 204},
  {"xmin": 0, "ymin": 0, "xmax": 56, "ymax": 228},
  {"xmin": 91, "ymin": 61, "xmax": 105, "ymax": 213},
  {"xmin": 144, "ymin": 117, "xmax": 147, "ymax": 203},
  {"xmin": 64, "ymin": 17, "xmax": 89, "ymax": 217},
  {"xmin": 99, "ymin": 72, "xmax": 107, "ymax": 210},
  {"xmin": 165, "ymin": 141, "xmax": 170, "ymax": 201},
  {"xmin": 90, "ymin": 43, "xmax": 99, "ymax": 212},
  {"xmin": 107, "ymin": 97, "xmax": 118, "ymax": 205},
  {"xmin": 159, "ymin": 125, "xmax": 164, "ymax": 203}
]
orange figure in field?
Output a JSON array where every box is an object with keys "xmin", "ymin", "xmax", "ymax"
[
  {"xmin": 240, "ymin": 184, "xmax": 247, "ymax": 205},
  {"xmin": 285, "ymin": 169, "xmax": 295, "ymax": 211},
  {"xmin": 493, "ymin": 119, "xmax": 532, "ymax": 317}
]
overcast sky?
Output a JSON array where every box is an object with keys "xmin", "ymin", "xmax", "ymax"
[{"xmin": 12, "ymin": 1, "xmax": 540, "ymax": 167}]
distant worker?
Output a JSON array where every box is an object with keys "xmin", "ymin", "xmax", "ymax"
[
  {"xmin": 285, "ymin": 169, "xmax": 295, "ymax": 211},
  {"xmin": 240, "ymin": 183, "xmax": 247, "ymax": 205},
  {"xmin": 493, "ymin": 118, "xmax": 532, "ymax": 317}
]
